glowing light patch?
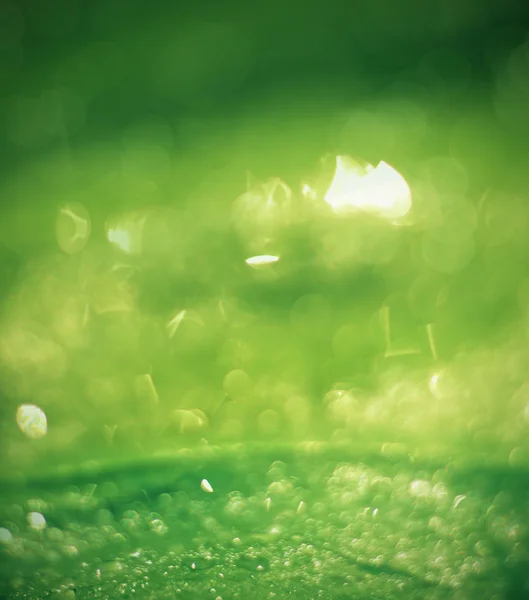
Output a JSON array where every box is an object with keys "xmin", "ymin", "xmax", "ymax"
[
  {"xmin": 107, "ymin": 227, "xmax": 133, "ymax": 254},
  {"xmin": 106, "ymin": 212, "xmax": 147, "ymax": 255},
  {"xmin": 453, "ymin": 494, "xmax": 466, "ymax": 509},
  {"xmin": 232, "ymin": 178, "xmax": 292, "ymax": 242},
  {"xmin": 173, "ymin": 409, "xmax": 208, "ymax": 433},
  {"xmin": 56, "ymin": 203, "xmax": 91, "ymax": 255},
  {"xmin": 201, "ymin": 478, "xmax": 213, "ymax": 493},
  {"xmin": 0, "ymin": 528, "xmax": 13, "ymax": 544},
  {"xmin": 16, "ymin": 404, "xmax": 47, "ymax": 439},
  {"xmin": 301, "ymin": 183, "xmax": 316, "ymax": 199},
  {"xmin": 245, "ymin": 255, "xmax": 280, "ymax": 267},
  {"xmin": 27, "ymin": 512, "xmax": 46, "ymax": 530},
  {"xmin": 410, "ymin": 480, "xmax": 431, "ymax": 498},
  {"xmin": 429, "ymin": 373, "xmax": 440, "ymax": 396},
  {"xmin": 324, "ymin": 156, "xmax": 412, "ymax": 220},
  {"xmin": 167, "ymin": 310, "xmax": 187, "ymax": 338}
]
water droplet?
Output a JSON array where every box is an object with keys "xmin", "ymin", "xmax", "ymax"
[
  {"xmin": 238, "ymin": 554, "xmax": 269, "ymax": 572},
  {"xmin": 149, "ymin": 518, "xmax": 168, "ymax": 535}
]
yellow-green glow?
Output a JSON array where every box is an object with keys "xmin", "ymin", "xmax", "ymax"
[
  {"xmin": 167, "ymin": 309, "xmax": 187, "ymax": 338},
  {"xmin": 16, "ymin": 404, "xmax": 48, "ymax": 439},
  {"xmin": 325, "ymin": 156, "xmax": 412, "ymax": 220},
  {"xmin": 0, "ymin": 15, "xmax": 527, "ymax": 600},
  {"xmin": 301, "ymin": 183, "xmax": 316, "ymax": 199},
  {"xmin": 107, "ymin": 226, "xmax": 133, "ymax": 254},
  {"xmin": 106, "ymin": 212, "xmax": 147, "ymax": 255},
  {"xmin": 429, "ymin": 373, "xmax": 441, "ymax": 397},
  {"xmin": 232, "ymin": 178, "xmax": 293, "ymax": 251},
  {"xmin": 134, "ymin": 374, "xmax": 159, "ymax": 405},
  {"xmin": 172, "ymin": 409, "xmax": 208, "ymax": 433},
  {"xmin": 55, "ymin": 203, "xmax": 91, "ymax": 255}
]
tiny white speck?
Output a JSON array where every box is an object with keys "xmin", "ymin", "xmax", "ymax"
[{"xmin": 201, "ymin": 478, "xmax": 213, "ymax": 493}]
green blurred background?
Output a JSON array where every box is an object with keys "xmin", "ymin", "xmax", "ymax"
[
  {"xmin": 1, "ymin": 0, "xmax": 529, "ymax": 598},
  {"xmin": 1, "ymin": 0, "xmax": 529, "ymax": 470}
]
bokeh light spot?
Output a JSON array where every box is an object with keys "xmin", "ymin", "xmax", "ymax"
[
  {"xmin": 55, "ymin": 203, "xmax": 91, "ymax": 255},
  {"xmin": 27, "ymin": 511, "xmax": 46, "ymax": 530},
  {"xmin": 324, "ymin": 156, "xmax": 411, "ymax": 220},
  {"xmin": 16, "ymin": 404, "xmax": 48, "ymax": 439}
]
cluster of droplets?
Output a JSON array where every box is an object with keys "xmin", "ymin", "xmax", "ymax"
[{"xmin": 1, "ymin": 444, "xmax": 528, "ymax": 598}]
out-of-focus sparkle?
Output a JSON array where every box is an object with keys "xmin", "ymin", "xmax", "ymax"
[
  {"xmin": 106, "ymin": 212, "xmax": 147, "ymax": 255},
  {"xmin": 245, "ymin": 255, "xmax": 280, "ymax": 267},
  {"xmin": 173, "ymin": 409, "xmax": 208, "ymax": 433},
  {"xmin": 453, "ymin": 495, "xmax": 466, "ymax": 509},
  {"xmin": 107, "ymin": 227, "xmax": 133, "ymax": 254},
  {"xmin": 56, "ymin": 203, "xmax": 91, "ymax": 255},
  {"xmin": 429, "ymin": 373, "xmax": 441, "ymax": 398},
  {"xmin": 167, "ymin": 309, "xmax": 187, "ymax": 338},
  {"xmin": 0, "ymin": 528, "xmax": 13, "ymax": 544},
  {"xmin": 201, "ymin": 478, "xmax": 213, "ymax": 493},
  {"xmin": 16, "ymin": 404, "xmax": 47, "ymax": 439},
  {"xmin": 325, "ymin": 156, "xmax": 412, "ymax": 220},
  {"xmin": 27, "ymin": 512, "xmax": 46, "ymax": 530},
  {"xmin": 301, "ymin": 183, "xmax": 316, "ymax": 199}
]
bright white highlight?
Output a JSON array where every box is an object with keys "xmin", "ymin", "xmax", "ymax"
[
  {"xmin": 201, "ymin": 478, "xmax": 213, "ymax": 493},
  {"xmin": 27, "ymin": 512, "xmax": 46, "ymax": 530},
  {"xmin": 16, "ymin": 404, "xmax": 47, "ymax": 439},
  {"xmin": 245, "ymin": 255, "xmax": 280, "ymax": 267},
  {"xmin": 325, "ymin": 156, "xmax": 412, "ymax": 220}
]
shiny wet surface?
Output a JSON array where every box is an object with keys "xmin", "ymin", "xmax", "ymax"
[
  {"xmin": 2, "ymin": 2, "xmax": 529, "ymax": 598},
  {"xmin": 1, "ymin": 444, "xmax": 529, "ymax": 599}
]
